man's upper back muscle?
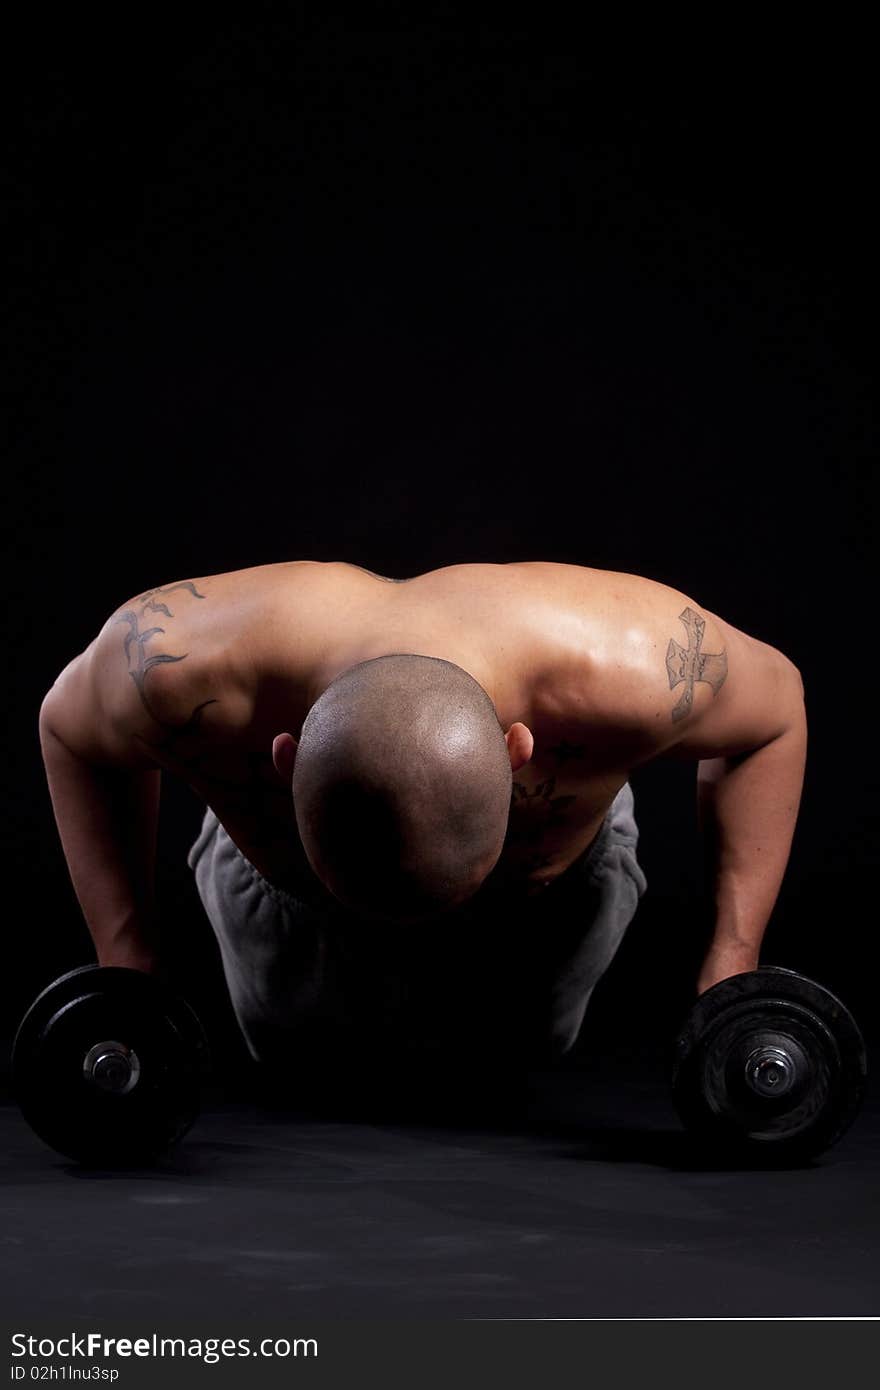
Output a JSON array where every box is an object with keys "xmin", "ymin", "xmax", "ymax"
[{"xmin": 40, "ymin": 559, "xmax": 801, "ymax": 779}]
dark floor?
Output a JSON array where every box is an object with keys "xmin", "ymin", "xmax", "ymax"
[{"xmin": 2, "ymin": 1047, "xmax": 878, "ymax": 1320}]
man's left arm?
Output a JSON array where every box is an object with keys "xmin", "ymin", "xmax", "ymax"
[{"xmin": 643, "ymin": 598, "xmax": 807, "ymax": 995}]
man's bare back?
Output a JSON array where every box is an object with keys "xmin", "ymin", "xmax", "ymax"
[{"xmin": 43, "ymin": 559, "xmax": 800, "ymax": 919}]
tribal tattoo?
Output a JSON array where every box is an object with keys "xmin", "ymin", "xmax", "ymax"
[
  {"xmin": 131, "ymin": 581, "xmax": 207, "ymax": 616},
  {"xmin": 113, "ymin": 581, "xmax": 216, "ymax": 733},
  {"xmin": 666, "ymin": 607, "xmax": 728, "ymax": 723},
  {"xmin": 112, "ymin": 582, "xmax": 294, "ymax": 850}
]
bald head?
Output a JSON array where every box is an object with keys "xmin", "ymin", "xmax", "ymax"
[{"xmin": 291, "ymin": 654, "xmax": 514, "ymax": 920}]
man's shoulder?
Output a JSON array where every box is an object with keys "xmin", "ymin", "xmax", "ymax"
[
  {"xmin": 47, "ymin": 576, "xmax": 253, "ymax": 766},
  {"xmin": 534, "ymin": 571, "xmax": 732, "ymax": 762}
]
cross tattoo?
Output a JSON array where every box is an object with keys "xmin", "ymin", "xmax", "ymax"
[{"xmin": 666, "ymin": 607, "xmax": 728, "ymax": 722}]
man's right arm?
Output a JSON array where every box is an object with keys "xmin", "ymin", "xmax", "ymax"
[{"xmin": 38, "ymin": 620, "xmax": 163, "ymax": 973}]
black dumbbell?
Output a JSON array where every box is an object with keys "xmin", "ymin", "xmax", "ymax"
[
  {"xmin": 671, "ymin": 966, "xmax": 867, "ymax": 1163},
  {"xmin": 12, "ymin": 965, "xmax": 210, "ymax": 1166}
]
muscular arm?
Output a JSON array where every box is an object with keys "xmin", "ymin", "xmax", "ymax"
[
  {"xmin": 650, "ymin": 601, "xmax": 807, "ymax": 992},
  {"xmin": 580, "ymin": 581, "xmax": 806, "ymax": 992},
  {"xmin": 38, "ymin": 580, "xmax": 213, "ymax": 971},
  {"xmin": 38, "ymin": 718, "xmax": 161, "ymax": 969},
  {"xmin": 693, "ymin": 669, "xmax": 806, "ymax": 991}
]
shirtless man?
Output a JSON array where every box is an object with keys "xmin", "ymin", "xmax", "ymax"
[{"xmin": 38, "ymin": 560, "xmax": 806, "ymax": 1067}]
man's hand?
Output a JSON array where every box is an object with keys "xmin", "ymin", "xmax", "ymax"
[
  {"xmin": 99, "ymin": 946, "xmax": 161, "ymax": 975},
  {"xmin": 696, "ymin": 940, "xmax": 760, "ymax": 996}
]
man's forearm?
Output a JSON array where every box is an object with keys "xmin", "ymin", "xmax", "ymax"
[
  {"xmin": 696, "ymin": 696, "xmax": 807, "ymax": 985},
  {"xmin": 39, "ymin": 720, "xmax": 161, "ymax": 970}
]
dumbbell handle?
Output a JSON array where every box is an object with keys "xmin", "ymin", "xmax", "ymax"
[
  {"xmin": 744, "ymin": 1043, "xmax": 796, "ymax": 1098},
  {"xmin": 82, "ymin": 1040, "xmax": 141, "ymax": 1095}
]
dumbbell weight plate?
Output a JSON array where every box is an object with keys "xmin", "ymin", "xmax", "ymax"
[
  {"xmin": 671, "ymin": 966, "xmax": 867, "ymax": 1162},
  {"xmin": 12, "ymin": 965, "xmax": 209, "ymax": 1165}
]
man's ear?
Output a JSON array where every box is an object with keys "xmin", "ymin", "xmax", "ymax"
[
  {"xmin": 272, "ymin": 732, "xmax": 299, "ymax": 783},
  {"xmin": 504, "ymin": 722, "xmax": 534, "ymax": 773}
]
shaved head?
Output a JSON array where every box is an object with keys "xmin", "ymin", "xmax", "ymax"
[{"xmin": 293, "ymin": 654, "xmax": 512, "ymax": 920}]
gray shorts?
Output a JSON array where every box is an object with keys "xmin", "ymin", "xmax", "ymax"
[{"xmin": 187, "ymin": 783, "xmax": 647, "ymax": 1066}]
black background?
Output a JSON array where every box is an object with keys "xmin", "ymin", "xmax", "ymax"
[{"xmin": 4, "ymin": 13, "xmax": 876, "ymax": 1084}]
